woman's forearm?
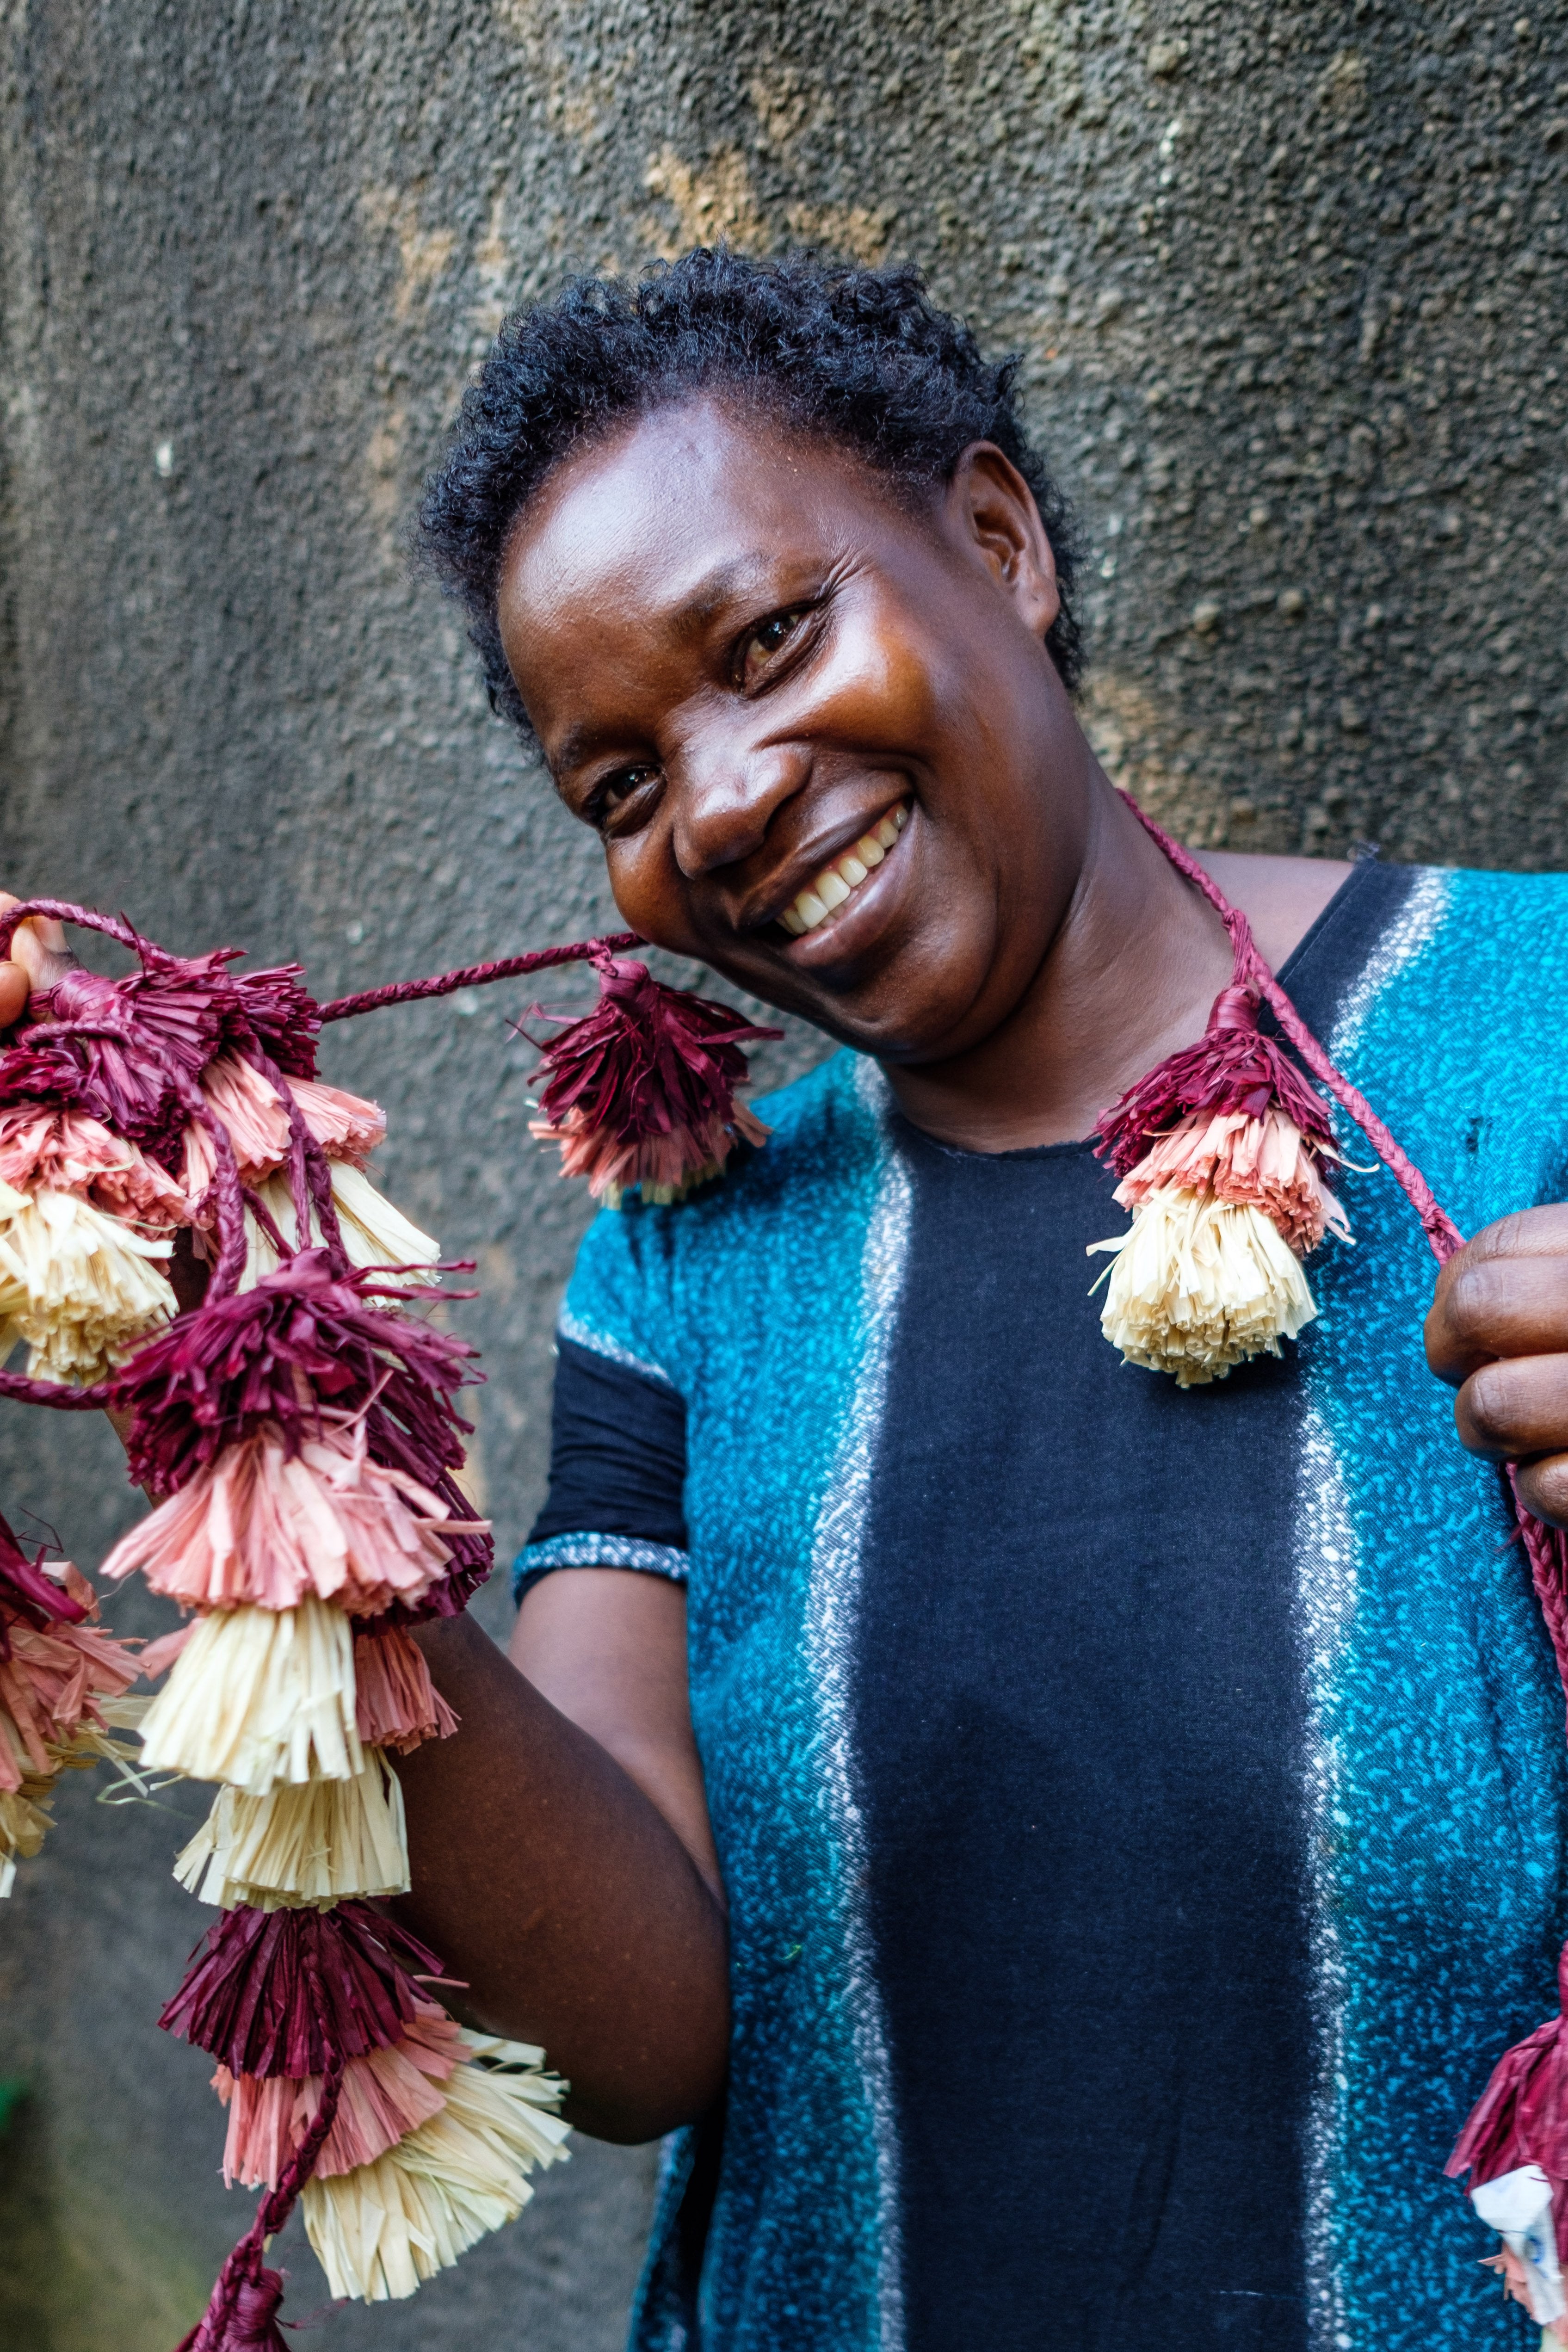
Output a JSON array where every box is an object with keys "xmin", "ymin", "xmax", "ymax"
[{"xmin": 394, "ymin": 1613, "xmax": 729, "ymax": 2142}]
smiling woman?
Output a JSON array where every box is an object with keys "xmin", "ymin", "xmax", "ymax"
[
  {"xmin": 398, "ymin": 250, "xmax": 1568, "ymax": 2352},
  {"xmin": 11, "ymin": 250, "xmax": 1568, "ymax": 2352}
]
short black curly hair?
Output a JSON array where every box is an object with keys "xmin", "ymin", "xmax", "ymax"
[{"xmin": 418, "ymin": 247, "xmax": 1084, "ymax": 737}]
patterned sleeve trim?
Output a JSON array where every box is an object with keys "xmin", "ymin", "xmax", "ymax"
[{"xmin": 512, "ymin": 1531, "xmax": 692, "ymax": 1605}]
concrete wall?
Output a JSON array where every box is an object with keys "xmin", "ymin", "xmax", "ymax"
[{"xmin": 1, "ymin": 0, "xmax": 1564, "ymax": 2341}]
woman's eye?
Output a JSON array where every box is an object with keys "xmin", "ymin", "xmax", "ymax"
[
  {"xmin": 740, "ymin": 609, "xmax": 806, "ymax": 684},
  {"xmin": 593, "ymin": 766, "xmax": 660, "ymax": 827}
]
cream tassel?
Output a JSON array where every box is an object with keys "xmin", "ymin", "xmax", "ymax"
[
  {"xmin": 0, "ymin": 1181, "xmax": 175, "ymax": 1381},
  {"xmin": 1089, "ymin": 1185, "xmax": 1317, "ymax": 1387},
  {"xmin": 241, "ymin": 1166, "xmax": 439, "ymax": 1291},
  {"xmin": 173, "ymin": 1746, "xmax": 408, "ymax": 1908},
  {"xmin": 139, "ymin": 1598, "xmax": 362, "ymax": 1796},
  {"xmin": 300, "ymin": 2034, "xmax": 570, "ymax": 2302}
]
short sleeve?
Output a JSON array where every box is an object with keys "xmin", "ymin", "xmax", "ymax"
[
  {"xmin": 513, "ymin": 1336, "xmax": 690, "ymax": 1604},
  {"xmin": 513, "ymin": 1198, "xmax": 693, "ymax": 1605}
]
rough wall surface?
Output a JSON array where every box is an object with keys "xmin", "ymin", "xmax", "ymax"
[{"xmin": 0, "ymin": 0, "xmax": 1564, "ymax": 2342}]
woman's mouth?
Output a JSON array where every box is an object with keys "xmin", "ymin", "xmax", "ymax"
[{"xmin": 778, "ymin": 802, "xmax": 909, "ymax": 938}]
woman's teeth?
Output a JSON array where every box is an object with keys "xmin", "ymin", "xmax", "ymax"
[{"xmin": 779, "ymin": 803, "xmax": 909, "ymax": 937}]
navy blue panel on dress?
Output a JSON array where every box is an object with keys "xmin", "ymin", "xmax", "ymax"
[{"xmin": 850, "ymin": 862, "xmax": 1413, "ymax": 2352}]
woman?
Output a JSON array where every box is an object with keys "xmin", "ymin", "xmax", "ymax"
[{"xmin": 7, "ymin": 251, "xmax": 1568, "ymax": 2351}]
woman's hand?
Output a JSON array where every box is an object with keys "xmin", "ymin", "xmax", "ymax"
[
  {"xmin": 0, "ymin": 892, "xmax": 74, "ymax": 1027},
  {"xmin": 1426, "ymin": 1206, "xmax": 1568, "ymax": 1529}
]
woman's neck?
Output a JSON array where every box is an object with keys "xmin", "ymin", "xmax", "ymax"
[{"xmin": 882, "ymin": 772, "xmax": 1351, "ymax": 1154}]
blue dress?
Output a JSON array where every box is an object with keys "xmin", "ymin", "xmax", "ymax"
[{"xmin": 517, "ymin": 862, "xmax": 1568, "ymax": 2352}]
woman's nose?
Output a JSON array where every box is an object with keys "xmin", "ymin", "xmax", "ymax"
[{"xmin": 667, "ymin": 732, "xmax": 810, "ymax": 879}]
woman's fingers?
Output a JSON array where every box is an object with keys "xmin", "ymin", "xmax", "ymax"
[
  {"xmin": 1514, "ymin": 1453, "xmax": 1568, "ymax": 1533},
  {"xmin": 1455, "ymin": 1352, "xmax": 1568, "ymax": 1462},
  {"xmin": 0, "ymin": 961, "xmax": 28, "ymax": 1029},
  {"xmin": 1427, "ymin": 1211, "xmax": 1568, "ymax": 1528},
  {"xmin": 0, "ymin": 892, "xmax": 74, "ymax": 1029},
  {"xmin": 1426, "ymin": 1207, "xmax": 1568, "ymax": 1386}
]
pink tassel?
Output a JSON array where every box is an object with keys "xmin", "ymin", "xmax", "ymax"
[
  {"xmin": 1114, "ymin": 1107, "xmax": 1351, "ymax": 1256},
  {"xmin": 289, "ymin": 1077, "xmax": 385, "ymax": 1164},
  {"xmin": 0, "ymin": 1105, "xmax": 186, "ymax": 1224},
  {"xmin": 1096, "ymin": 982, "xmax": 1335, "ymax": 1179},
  {"xmin": 184, "ymin": 1061, "xmax": 385, "ymax": 1193},
  {"xmin": 216, "ymin": 2003, "xmax": 462, "ymax": 2186},
  {"xmin": 160, "ymin": 1901, "xmax": 446, "ymax": 2080},
  {"xmin": 354, "ymin": 1624, "xmax": 459, "ymax": 1750},
  {"xmin": 100, "ymin": 1418, "xmax": 478, "ymax": 1615},
  {"xmin": 1448, "ymin": 1941, "xmax": 1568, "ymax": 2247},
  {"xmin": 529, "ymin": 953, "xmax": 779, "ymax": 1204},
  {"xmin": 139, "ymin": 1622, "xmax": 195, "ymax": 1679},
  {"xmin": 195, "ymin": 1057, "xmax": 293, "ymax": 1185}
]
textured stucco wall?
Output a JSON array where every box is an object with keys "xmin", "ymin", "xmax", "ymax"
[{"xmin": 1, "ymin": 0, "xmax": 1565, "ymax": 2342}]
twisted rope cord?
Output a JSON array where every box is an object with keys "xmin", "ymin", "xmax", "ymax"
[
  {"xmin": 185, "ymin": 2043, "xmax": 346, "ymax": 2350},
  {"xmin": 317, "ymin": 932, "xmax": 642, "ymax": 1023}
]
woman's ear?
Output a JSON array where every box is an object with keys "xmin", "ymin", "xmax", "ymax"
[{"xmin": 944, "ymin": 443, "xmax": 1061, "ymax": 642}]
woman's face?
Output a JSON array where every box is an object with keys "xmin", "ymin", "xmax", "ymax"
[{"xmin": 496, "ymin": 397, "xmax": 1091, "ymax": 1067}]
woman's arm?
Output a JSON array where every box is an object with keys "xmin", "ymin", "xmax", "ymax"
[{"xmin": 398, "ymin": 1569, "xmax": 728, "ymax": 2144}]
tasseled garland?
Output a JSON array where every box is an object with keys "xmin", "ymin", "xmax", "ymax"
[{"xmin": 0, "ymin": 899, "xmax": 791, "ymax": 2346}]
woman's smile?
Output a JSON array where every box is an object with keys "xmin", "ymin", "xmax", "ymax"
[{"xmin": 776, "ymin": 798, "xmax": 909, "ymax": 941}]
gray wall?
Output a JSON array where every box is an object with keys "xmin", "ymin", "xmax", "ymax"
[{"xmin": 1, "ymin": 0, "xmax": 1564, "ymax": 2343}]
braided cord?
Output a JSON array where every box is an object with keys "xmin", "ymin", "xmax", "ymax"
[{"xmin": 317, "ymin": 932, "xmax": 642, "ymax": 1022}]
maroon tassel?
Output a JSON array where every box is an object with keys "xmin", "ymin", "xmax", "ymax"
[
  {"xmin": 529, "ymin": 952, "xmax": 780, "ymax": 1204},
  {"xmin": 0, "ymin": 1511, "xmax": 88, "ymax": 1638},
  {"xmin": 160, "ymin": 1901, "xmax": 446, "ymax": 2079},
  {"xmin": 0, "ymin": 934, "xmax": 318, "ymax": 1167},
  {"xmin": 1095, "ymin": 982, "xmax": 1336, "ymax": 1179},
  {"xmin": 174, "ymin": 2266, "xmax": 290, "ymax": 2352},
  {"xmin": 1448, "ymin": 1944, "xmax": 1568, "ymax": 2249},
  {"xmin": 110, "ymin": 1247, "xmax": 482, "ymax": 1497}
]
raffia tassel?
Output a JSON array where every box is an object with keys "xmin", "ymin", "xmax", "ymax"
[
  {"xmin": 1114, "ymin": 1107, "xmax": 1352, "ymax": 1257},
  {"xmin": 238, "ymin": 1164, "xmax": 440, "ymax": 1291},
  {"xmin": 1088, "ymin": 1185, "xmax": 1317, "ymax": 1386},
  {"xmin": 299, "ymin": 2033, "xmax": 570, "ymax": 2302},
  {"xmin": 174, "ymin": 1747, "xmax": 409, "ymax": 1908},
  {"xmin": 526, "ymin": 951, "xmax": 779, "ymax": 1208},
  {"xmin": 0, "ymin": 1103, "xmax": 187, "ymax": 1224},
  {"xmin": 99, "ymin": 1417, "xmax": 474, "ymax": 1615},
  {"xmin": 1449, "ymin": 1942, "xmax": 1568, "ymax": 2256},
  {"xmin": 139, "ymin": 1598, "xmax": 362, "ymax": 1796},
  {"xmin": 217, "ymin": 2001, "xmax": 463, "ymax": 2187},
  {"xmin": 183, "ymin": 1060, "xmax": 386, "ymax": 1198},
  {"xmin": 354, "ymin": 1625, "xmax": 458, "ymax": 1752},
  {"xmin": 0, "ymin": 1179, "xmax": 176, "ymax": 1382}
]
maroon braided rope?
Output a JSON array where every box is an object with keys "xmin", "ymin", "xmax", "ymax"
[
  {"xmin": 1126, "ymin": 798, "xmax": 1568, "ymax": 1699},
  {"xmin": 317, "ymin": 932, "xmax": 643, "ymax": 1023}
]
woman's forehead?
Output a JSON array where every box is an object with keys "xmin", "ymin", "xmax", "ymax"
[{"xmin": 499, "ymin": 398, "xmax": 912, "ymax": 631}]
